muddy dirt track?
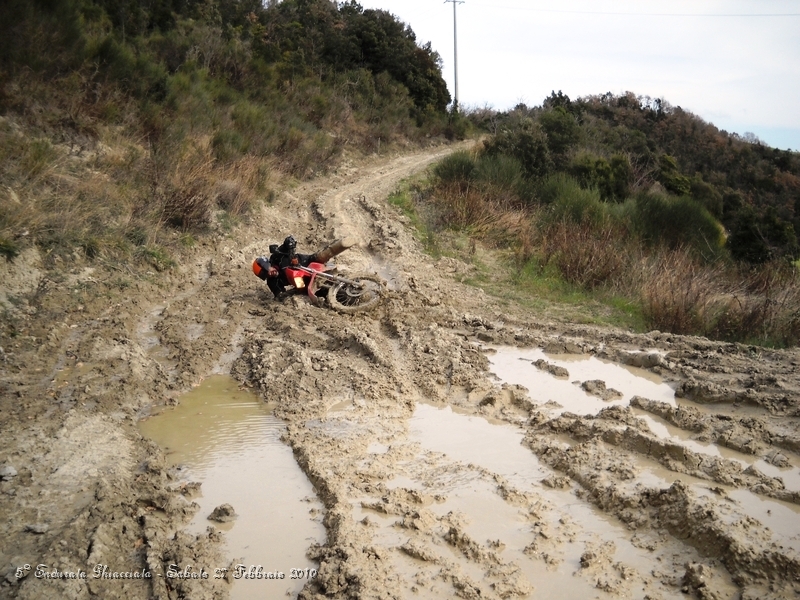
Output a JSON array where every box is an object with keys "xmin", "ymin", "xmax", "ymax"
[{"xmin": 2, "ymin": 145, "xmax": 800, "ymax": 600}]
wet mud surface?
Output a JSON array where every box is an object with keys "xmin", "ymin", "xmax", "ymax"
[{"xmin": 2, "ymin": 143, "xmax": 800, "ymax": 599}]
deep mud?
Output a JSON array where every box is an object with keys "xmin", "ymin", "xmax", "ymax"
[{"xmin": 2, "ymin": 143, "xmax": 800, "ymax": 599}]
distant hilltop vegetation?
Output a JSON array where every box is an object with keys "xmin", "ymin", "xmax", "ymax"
[
  {"xmin": 467, "ymin": 91, "xmax": 800, "ymax": 265},
  {"xmin": 1, "ymin": 3, "xmax": 798, "ymax": 345},
  {"xmin": 0, "ymin": 0, "xmax": 464, "ymax": 267}
]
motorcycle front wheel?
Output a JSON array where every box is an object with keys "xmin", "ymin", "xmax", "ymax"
[{"xmin": 327, "ymin": 274, "xmax": 385, "ymax": 314}]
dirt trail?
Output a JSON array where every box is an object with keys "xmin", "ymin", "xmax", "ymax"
[{"xmin": 2, "ymin": 143, "xmax": 800, "ymax": 600}]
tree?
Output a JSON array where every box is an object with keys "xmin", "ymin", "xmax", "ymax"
[
  {"xmin": 538, "ymin": 106, "xmax": 580, "ymax": 166},
  {"xmin": 484, "ymin": 119, "xmax": 552, "ymax": 180}
]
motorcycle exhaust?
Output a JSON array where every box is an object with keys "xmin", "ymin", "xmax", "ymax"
[{"xmin": 314, "ymin": 237, "xmax": 357, "ymax": 264}]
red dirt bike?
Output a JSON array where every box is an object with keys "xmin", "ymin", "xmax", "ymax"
[{"xmin": 280, "ymin": 261, "xmax": 386, "ymax": 314}]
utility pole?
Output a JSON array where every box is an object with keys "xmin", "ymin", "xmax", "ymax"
[{"xmin": 444, "ymin": 0, "xmax": 464, "ymax": 112}]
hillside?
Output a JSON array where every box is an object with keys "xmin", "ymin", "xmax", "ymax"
[
  {"xmin": 467, "ymin": 91, "xmax": 800, "ymax": 263},
  {"xmin": 2, "ymin": 5, "xmax": 800, "ymax": 600},
  {"xmin": 2, "ymin": 144, "xmax": 800, "ymax": 600},
  {"xmin": 1, "ymin": 0, "xmax": 463, "ymax": 271},
  {"xmin": 390, "ymin": 92, "xmax": 800, "ymax": 346}
]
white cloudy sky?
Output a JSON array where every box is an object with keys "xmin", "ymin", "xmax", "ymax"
[{"xmin": 357, "ymin": 0, "xmax": 800, "ymax": 151}]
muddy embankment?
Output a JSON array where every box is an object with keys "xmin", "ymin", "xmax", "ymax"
[{"xmin": 2, "ymin": 143, "xmax": 800, "ymax": 600}]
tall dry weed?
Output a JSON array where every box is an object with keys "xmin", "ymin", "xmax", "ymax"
[
  {"xmin": 640, "ymin": 249, "xmax": 725, "ymax": 334},
  {"xmin": 541, "ymin": 220, "xmax": 630, "ymax": 289},
  {"xmin": 711, "ymin": 261, "xmax": 800, "ymax": 345},
  {"xmin": 434, "ymin": 183, "xmax": 536, "ymax": 259}
]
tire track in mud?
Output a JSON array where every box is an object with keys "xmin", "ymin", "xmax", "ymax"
[
  {"xmin": 4, "ymin": 143, "xmax": 800, "ymax": 600},
  {"xmin": 233, "ymin": 156, "xmax": 800, "ymax": 598}
]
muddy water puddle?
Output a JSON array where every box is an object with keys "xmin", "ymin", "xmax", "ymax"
[
  {"xmin": 488, "ymin": 347, "xmax": 800, "ymax": 554},
  {"xmin": 487, "ymin": 346, "xmax": 675, "ymax": 415},
  {"xmin": 489, "ymin": 346, "xmax": 800, "ymax": 493},
  {"xmin": 139, "ymin": 375, "xmax": 324, "ymax": 599},
  {"xmin": 359, "ymin": 402, "xmax": 699, "ymax": 598},
  {"xmin": 634, "ymin": 409, "xmax": 800, "ymax": 492},
  {"xmin": 634, "ymin": 457, "xmax": 800, "ymax": 550}
]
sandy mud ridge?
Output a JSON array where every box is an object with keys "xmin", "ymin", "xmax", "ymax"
[{"xmin": 2, "ymin": 143, "xmax": 800, "ymax": 600}]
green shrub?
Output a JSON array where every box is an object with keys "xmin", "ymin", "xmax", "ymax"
[
  {"xmin": 434, "ymin": 151, "xmax": 475, "ymax": 184},
  {"xmin": 656, "ymin": 154, "xmax": 691, "ymax": 196},
  {"xmin": 569, "ymin": 152, "xmax": 631, "ymax": 202},
  {"xmin": 538, "ymin": 106, "xmax": 581, "ymax": 165},
  {"xmin": 473, "ymin": 154, "xmax": 524, "ymax": 191},
  {"xmin": 0, "ymin": 237, "xmax": 20, "ymax": 260},
  {"xmin": 212, "ymin": 129, "xmax": 247, "ymax": 162},
  {"xmin": 539, "ymin": 174, "xmax": 607, "ymax": 227},
  {"xmin": 726, "ymin": 206, "xmax": 799, "ymax": 264},
  {"xmin": 633, "ymin": 191, "xmax": 724, "ymax": 260},
  {"xmin": 483, "ymin": 119, "xmax": 553, "ymax": 180}
]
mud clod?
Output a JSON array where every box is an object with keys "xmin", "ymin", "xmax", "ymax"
[
  {"xmin": 581, "ymin": 379, "xmax": 624, "ymax": 401},
  {"xmin": 533, "ymin": 359, "xmax": 569, "ymax": 378},
  {"xmin": 207, "ymin": 504, "xmax": 237, "ymax": 523}
]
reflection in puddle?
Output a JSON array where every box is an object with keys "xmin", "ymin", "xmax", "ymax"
[
  {"xmin": 486, "ymin": 347, "xmax": 676, "ymax": 415},
  {"xmin": 725, "ymin": 488, "xmax": 800, "ymax": 544},
  {"xmin": 139, "ymin": 376, "xmax": 324, "ymax": 599}
]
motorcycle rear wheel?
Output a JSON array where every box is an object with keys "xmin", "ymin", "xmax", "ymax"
[{"xmin": 327, "ymin": 274, "xmax": 385, "ymax": 314}]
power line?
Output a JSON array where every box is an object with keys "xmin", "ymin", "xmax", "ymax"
[{"xmin": 472, "ymin": 4, "xmax": 800, "ymax": 17}]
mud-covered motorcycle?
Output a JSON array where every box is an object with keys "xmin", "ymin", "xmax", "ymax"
[
  {"xmin": 281, "ymin": 261, "xmax": 385, "ymax": 313},
  {"xmin": 255, "ymin": 237, "xmax": 386, "ymax": 314}
]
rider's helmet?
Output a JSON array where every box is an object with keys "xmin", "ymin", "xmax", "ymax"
[{"xmin": 278, "ymin": 235, "xmax": 297, "ymax": 255}]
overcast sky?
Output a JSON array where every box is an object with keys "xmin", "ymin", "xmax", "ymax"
[{"xmin": 357, "ymin": 0, "xmax": 800, "ymax": 151}]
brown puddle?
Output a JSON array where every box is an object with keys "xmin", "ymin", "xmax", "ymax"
[
  {"xmin": 356, "ymin": 402, "xmax": 717, "ymax": 598},
  {"xmin": 486, "ymin": 346, "xmax": 676, "ymax": 415},
  {"xmin": 634, "ymin": 410, "xmax": 800, "ymax": 492},
  {"xmin": 487, "ymin": 347, "xmax": 800, "ymax": 555},
  {"xmin": 139, "ymin": 375, "xmax": 325, "ymax": 599}
]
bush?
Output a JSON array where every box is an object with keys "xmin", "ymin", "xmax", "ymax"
[
  {"xmin": 641, "ymin": 250, "xmax": 723, "ymax": 334},
  {"xmin": 483, "ymin": 119, "xmax": 553, "ymax": 180},
  {"xmin": 434, "ymin": 151, "xmax": 475, "ymax": 185},
  {"xmin": 642, "ymin": 251, "xmax": 800, "ymax": 345},
  {"xmin": 632, "ymin": 191, "xmax": 724, "ymax": 260},
  {"xmin": 570, "ymin": 152, "xmax": 632, "ymax": 202},
  {"xmin": 656, "ymin": 154, "xmax": 691, "ymax": 196},
  {"xmin": 542, "ymin": 220, "xmax": 629, "ymax": 289},
  {"xmin": 539, "ymin": 174, "xmax": 607, "ymax": 227},
  {"xmin": 726, "ymin": 206, "xmax": 799, "ymax": 264},
  {"xmin": 212, "ymin": 129, "xmax": 247, "ymax": 162},
  {"xmin": 0, "ymin": 237, "xmax": 20, "ymax": 260},
  {"xmin": 538, "ymin": 106, "xmax": 581, "ymax": 164},
  {"xmin": 473, "ymin": 154, "xmax": 525, "ymax": 192},
  {"xmin": 710, "ymin": 261, "xmax": 800, "ymax": 346}
]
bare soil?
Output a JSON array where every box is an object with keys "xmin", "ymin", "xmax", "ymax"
[{"xmin": 2, "ymin": 144, "xmax": 800, "ymax": 600}]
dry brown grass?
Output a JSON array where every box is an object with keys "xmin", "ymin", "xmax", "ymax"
[
  {"xmin": 640, "ymin": 249, "xmax": 724, "ymax": 334},
  {"xmin": 1, "ymin": 119, "xmax": 275, "ymax": 266},
  {"xmin": 711, "ymin": 262, "xmax": 800, "ymax": 345},
  {"xmin": 434, "ymin": 183, "xmax": 537, "ymax": 260},
  {"xmin": 541, "ymin": 220, "xmax": 631, "ymax": 290},
  {"xmin": 640, "ymin": 251, "xmax": 800, "ymax": 345}
]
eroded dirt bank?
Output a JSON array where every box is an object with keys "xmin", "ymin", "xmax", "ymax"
[{"xmin": 2, "ymin": 143, "xmax": 800, "ymax": 600}]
